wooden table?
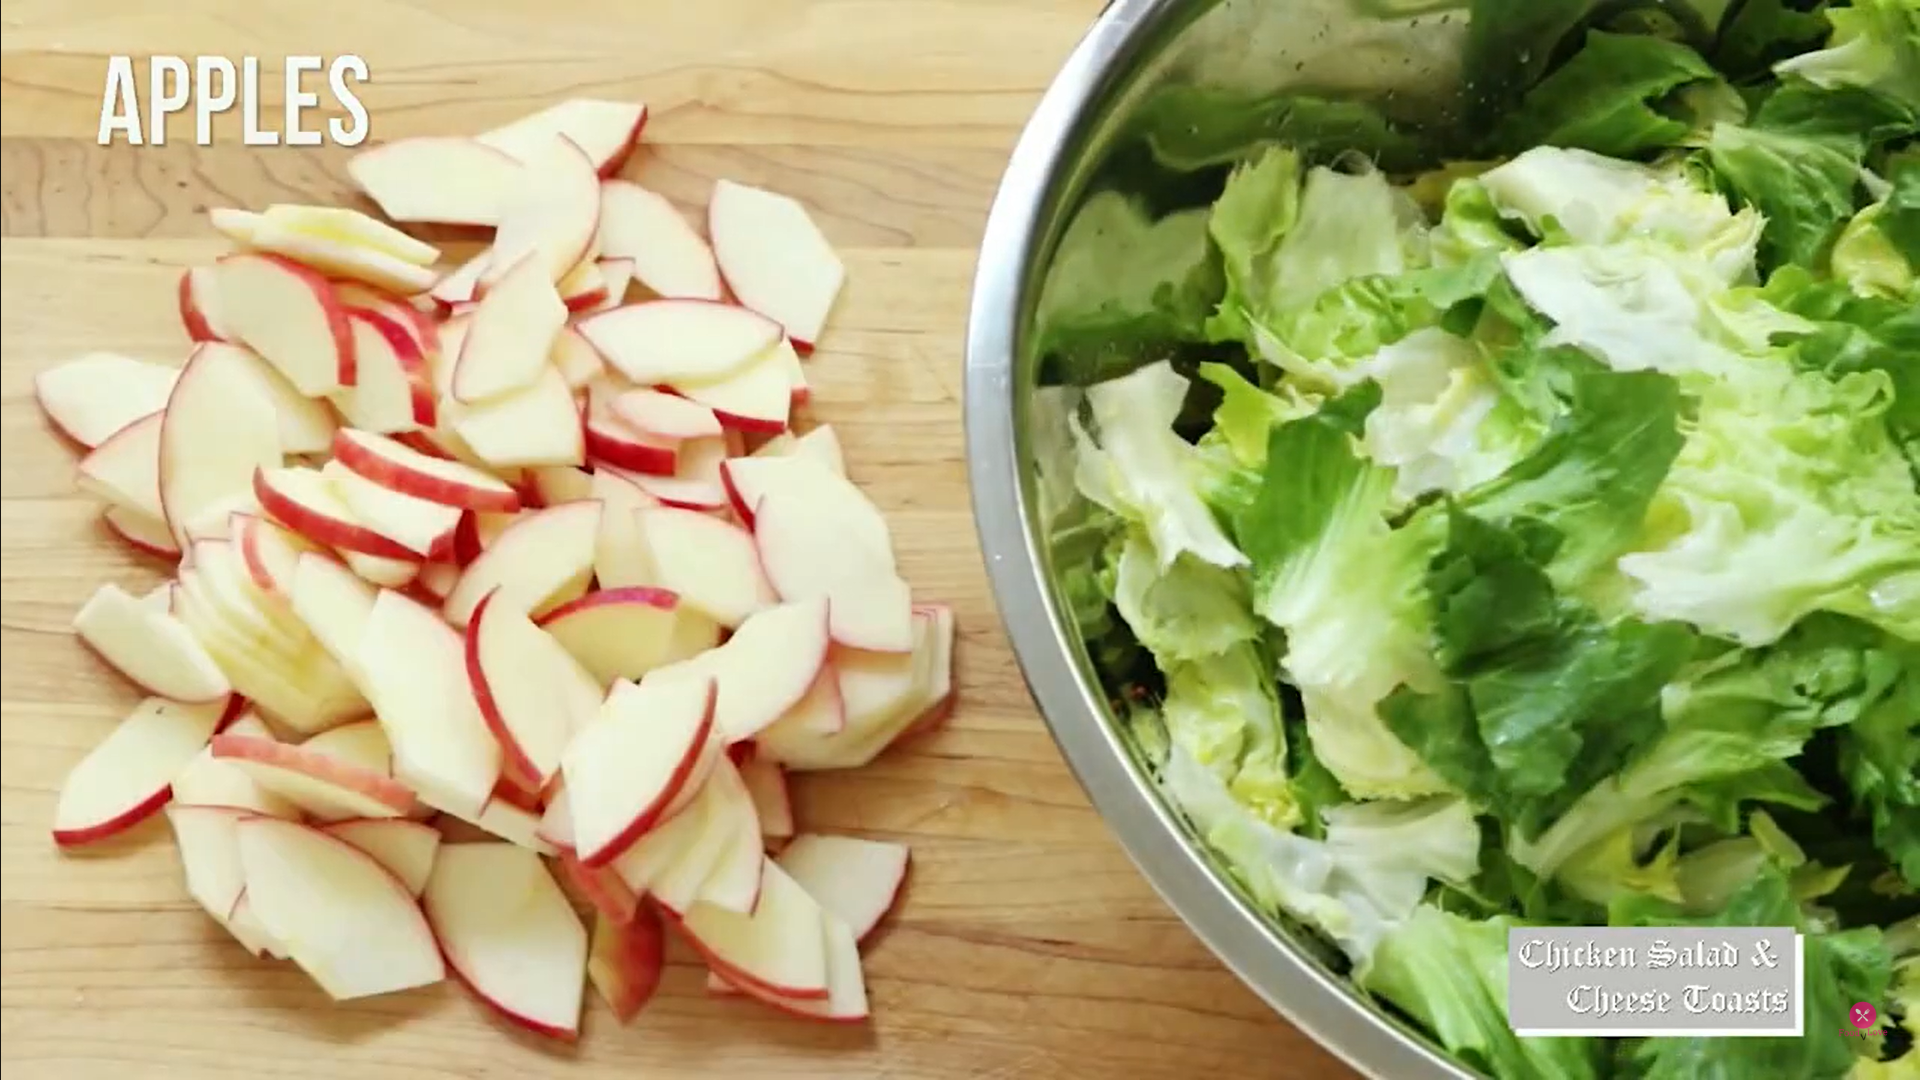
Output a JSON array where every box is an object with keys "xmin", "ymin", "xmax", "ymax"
[{"xmin": 0, "ymin": 3, "xmax": 1357, "ymax": 1076}]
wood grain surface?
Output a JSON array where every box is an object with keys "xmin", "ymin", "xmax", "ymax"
[{"xmin": 0, "ymin": 2, "xmax": 1359, "ymax": 1077}]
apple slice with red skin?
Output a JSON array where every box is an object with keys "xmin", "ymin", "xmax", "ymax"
[
  {"xmin": 423, "ymin": 842, "xmax": 587, "ymax": 1040},
  {"xmin": 416, "ymin": 561, "xmax": 461, "ymax": 601},
  {"xmin": 78, "ymin": 410, "xmax": 164, "ymax": 523},
  {"xmin": 777, "ymin": 834, "xmax": 910, "ymax": 944},
  {"xmin": 483, "ymin": 134, "xmax": 601, "ymax": 287},
  {"xmin": 332, "ymin": 308, "xmax": 436, "ymax": 432},
  {"xmin": 211, "ymin": 252, "xmax": 356, "ymax": 395},
  {"xmin": 559, "ymin": 850, "xmax": 642, "ymax": 926},
  {"xmin": 166, "ymin": 804, "xmax": 251, "ymax": 922},
  {"xmin": 576, "ymin": 300, "xmax": 782, "ymax": 386},
  {"xmin": 53, "ymin": 696, "xmax": 226, "ymax": 846},
  {"xmin": 597, "ymin": 181, "xmax": 724, "ymax": 301},
  {"xmin": 332, "ymin": 429, "xmax": 520, "ymax": 513},
  {"xmin": 898, "ymin": 603, "xmax": 959, "ymax": 741},
  {"xmin": 335, "ymin": 282, "xmax": 439, "ymax": 358},
  {"xmin": 667, "ymin": 340, "xmax": 794, "ymax": 434},
  {"xmin": 558, "ymin": 257, "xmax": 609, "ymax": 311},
  {"xmin": 431, "ymin": 250, "xmax": 493, "ymax": 310},
  {"xmin": 753, "ymin": 488, "xmax": 912, "ymax": 653},
  {"xmin": 536, "ymin": 780, "xmax": 576, "ymax": 849},
  {"xmin": 712, "ymin": 913, "xmax": 869, "ymax": 1023},
  {"xmin": 73, "ymin": 582, "xmax": 230, "ymax": 703},
  {"xmin": 443, "ymin": 501, "xmax": 601, "ymax": 628},
  {"xmin": 340, "ymin": 548, "xmax": 422, "ymax": 589},
  {"xmin": 592, "ymin": 257, "xmax": 636, "ymax": 311},
  {"xmin": 243, "ymin": 214, "xmax": 437, "ymax": 295},
  {"xmin": 689, "ymin": 757, "xmax": 764, "ymax": 914},
  {"xmin": 216, "ymin": 343, "xmax": 338, "ymax": 456},
  {"xmin": 564, "ymin": 675, "xmax": 717, "ymax": 868},
  {"xmin": 614, "ymin": 439, "xmax": 729, "ymax": 511},
  {"xmin": 608, "ymin": 775, "xmax": 710, "ymax": 892},
  {"xmin": 285, "ymin": 552, "xmax": 379, "ymax": 674},
  {"xmin": 583, "ymin": 379, "xmax": 676, "ymax": 474},
  {"xmin": 324, "ymin": 461, "xmax": 461, "ymax": 559},
  {"xmin": 722, "ymin": 454, "xmax": 886, "ymax": 555},
  {"xmin": 160, "ymin": 342, "xmax": 284, "ymax": 547},
  {"xmin": 35, "ymin": 352, "xmax": 177, "ymax": 449},
  {"xmin": 632, "ymin": 506, "xmax": 776, "ymax": 629},
  {"xmin": 356, "ymin": 589, "xmax": 502, "ymax": 817},
  {"xmin": 535, "ymin": 586, "xmax": 694, "ymax": 684},
  {"xmin": 104, "ymin": 506, "xmax": 181, "ymax": 560},
  {"xmin": 708, "ymin": 180, "xmax": 845, "ymax": 352},
  {"xmin": 589, "ymin": 906, "xmax": 666, "ymax": 1023},
  {"xmin": 612, "ymin": 388, "xmax": 722, "ymax": 441},
  {"xmin": 757, "ymin": 664, "xmax": 848, "ymax": 746},
  {"xmin": 480, "ymin": 99, "xmax": 647, "ymax": 177},
  {"xmin": 434, "ymin": 793, "xmax": 556, "ymax": 855},
  {"xmin": 254, "ymin": 466, "xmax": 417, "ymax": 560},
  {"xmin": 453, "ymin": 253, "xmax": 567, "ymax": 403},
  {"xmin": 259, "ymin": 203, "xmax": 439, "ymax": 266},
  {"xmin": 211, "ymin": 732, "xmax": 419, "ymax": 821},
  {"xmin": 179, "ymin": 267, "xmax": 234, "ymax": 343},
  {"xmin": 465, "ymin": 588, "xmax": 600, "ymax": 791},
  {"xmin": 585, "ymin": 467, "xmax": 662, "ymax": 586},
  {"xmin": 348, "ymin": 137, "xmax": 523, "ymax": 227},
  {"xmin": 235, "ymin": 816, "xmax": 445, "ymax": 999},
  {"xmin": 551, "ymin": 326, "xmax": 606, "ymax": 390},
  {"xmin": 759, "ymin": 608, "xmax": 947, "ymax": 770},
  {"xmin": 647, "ymin": 598, "xmax": 829, "ymax": 744},
  {"xmin": 751, "ymin": 425, "xmax": 847, "ymax": 476},
  {"xmin": 528, "ymin": 465, "xmax": 594, "ymax": 507},
  {"xmin": 740, "ymin": 756, "xmax": 794, "ymax": 840},
  {"xmin": 173, "ymin": 713, "xmax": 302, "ymax": 818},
  {"xmin": 321, "ymin": 818, "xmax": 441, "ymax": 896},
  {"xmin": 449, "ymin": 367, "xmax": 585, "ymax": 469},
  {"xmin": 677, "ymin": 857, "xmax": 829, "ymax": 1000}
]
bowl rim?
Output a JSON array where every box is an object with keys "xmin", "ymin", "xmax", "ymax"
[{"xmin": 963, "ymin": 2, "xmax": 1480, "ymax": 1077}]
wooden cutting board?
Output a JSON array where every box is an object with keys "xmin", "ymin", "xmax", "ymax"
[{"xmin": 0, "ymin": 2, "xmax": 1357, "ymax": 1077}]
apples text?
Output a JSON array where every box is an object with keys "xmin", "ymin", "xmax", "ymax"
[{"xmin": 98, "ymin": 55, "xmax": 370, "ymax": 147}]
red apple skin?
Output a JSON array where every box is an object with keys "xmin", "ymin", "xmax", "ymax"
[
  {"xmin": 215, "ymin": 695, "xmax": 250, "ymax": 733},
  {"xmin": 178, "ymin": 270, "xmax": 223, "ymax": 343},
  {"xmin": 666, "ymin": 912, "xmax": 830, "ymax": 1002},
  {"xmin": 710, "ymin": 966, "xmax": 867, "ymax": 1025},
  {"xmin": 331, "ymin": 430, "xmax": 522, "ymax": 514},
  {"xmin": 718, "ymin": 462, "xmax": 757, "ymax": 527},
  {"xmin": 488, "ymin": 773, "xmax": 544, "ymax": 815},
  {"xmin": 463, "ymin": 589, "xmax": 548, "ymax": 793},
  {"xmin": 392, "ymin": 430, "xmax": 456, "ymax": 461},
  {"xmin": 51, "ymin": 787, "xmax": 174, "ymax": 847},
  {"xmin": 579, "ymin": 682, "xmax": 717, "ymax": 870},
  {"xmin": 224, "ymin": 252, "xmax": 359, "ymax": 386},
  {"xmin": 584, "ymin": 420, "xmax": 676, "ymax": 476},
  {"xmin": 439, "ymin": 949, "xmax": 580, "ymax": 1043},
  {"xmin": 559, "ymin": 850, "xmax": 641, "ymax": 925},
  {"xmin": 595, "ymin": 902, "xmax": 666, "ymax": 1023},
  {"xmin": 597, "ymin": 111, "xmax": 648, "ymax": 178},
  {"xmin": 534, "ymin": 585, "xmax": 680, "ymax": 627},
  {"xmin": 251, "ymin": 467, "xmax": 419, "ymax": 561},
  {"xmin": 451, "ymin": 513, "xmax": 484, "ymax": 568},
  {"xmin": 101, "ymin": 513, "xmax": 183, "ymax": 562},
  {"xmin": 210, "ymin": 733, "xmax": 420, "ymax": 815},
  {"xmin": 349, "ymin": 306, "xmax": 438, "ymax": 427}
]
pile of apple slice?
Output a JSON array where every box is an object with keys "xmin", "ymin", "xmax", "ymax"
[{"xmin": 36, "ymin": 97, "xmax": 956, "ymax": 1040}]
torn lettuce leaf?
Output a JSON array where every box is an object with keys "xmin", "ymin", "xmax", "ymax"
[
  {"xmin": 1492, "ymin": 31, "xmax": 1729, "ymax": 158},
  {"xmin": 1705, "ymin": 120, "xmax": 1866, "ymax": 273},
  {"xmin": 1774, "ymin": 0, "xmax": 1920, "ymax": 109},
  {"xmin": 1161, "ymin": 644, "xmax": 1298, "ymax": 829}
]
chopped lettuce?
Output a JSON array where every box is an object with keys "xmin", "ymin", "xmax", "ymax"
[
  {"xmin": 1774, "ymin": 0, "xmax": 1920, "ymax": 108},
  {"xmin": 1705, "ymin": 120, "xmax": 1868, "ymax": 272},
  {"xmin": 1493, "ymin": 31, "xmax": 1730, "ymax": 158}
]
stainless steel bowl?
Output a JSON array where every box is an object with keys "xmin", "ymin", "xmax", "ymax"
[{"xmin": 965, "ymin": 1, "xmax": 1502, "ymax": 1075}]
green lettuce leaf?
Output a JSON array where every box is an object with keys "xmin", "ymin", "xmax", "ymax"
[
  {"xmin": 1493, "ymin": 31, "xmax": 1728, "ymax": 158},
  {"xmin": 1206, "ymin": 147, "xmax": 1302, "ymax": 346},
  {"xmin": 1878, "ymin": 158, "xmax": 1920, "ymax": 260},
  {"xmin": 1132, "ymin": 86, "xmax": 1428, "ymax": 174},
  {"xmin": 1705, "ymin": 120, "xmax": 1866, "ymax": 272},
  {"xmin": 1830, "ymin": 629, "xmax": 1920, "ymax": 886},
  {"xmin": 1478, "ymin": 146, "xmax": 1763, "ymax": 264},
  {"xmin": 1758, "ymin": 265, "xmax": 1920, "ymax": 466},
  {"xmin": 1160, "ymin": 643, "xmax": 1298, "ymax": 829},
  {"xmin": 1774, "ymin": 0, "xmax": 1920, "ymax": 109},
  {"xmin": 1712, "ymin": 0, "xmax": 1836, "ymax": 83}
]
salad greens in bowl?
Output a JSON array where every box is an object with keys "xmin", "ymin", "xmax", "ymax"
[{"xmin": 969, "ymin": 0, "xmax": 1918, "ymax": 1077}]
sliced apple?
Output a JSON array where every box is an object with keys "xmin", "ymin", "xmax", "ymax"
[
  {"xmin": 584, "ymin": 380, "xmax": 676, "ymax": 474},
  {"xmin": 211, "ymin": 732, "xmax": 418, "ymax": 821},
  {"xmin": 424, "ymin": 843, "xmax": 586, "ymax": 1039},
  {"xmin": 234, "ymin": 816, "xmax": 445, "ymax": 999},
  {"xmin": 528, "ymin": 465, "xmax": 594, "ymax": 506},
  {"xmin": 453, "ymin": 254, "xmax": 567, "ymax": 403},
  {"xmin": 173, "ymin": 715, "xmax": 302, "ymax": 818},
  {"xmin": 899, "ymin": 603, "xmax": 958, "ymax": 741},
  {"xmin": 631, "ymin": 506, "xmax": 774, "ymax": 628},
  {"xmin": 261, "ymin": 203, "xmax": 439, "ymax": 266},
  {"xmin": 300, "ymin": 718, "xmax": 395, "ymax": 773},
  {"xmin": 465, "ymin": 588, "xmax": 600, "ymax": 791},
  {"xmin": 254, "ymin": 466, "xmax": 414, "ymax": 560},
  {"xmin": 325, "ymin": 461, "xmax": 462, "ymax": 559},
  {"xmin": 648, "ymin": 599, "xmax": 828, "ymax": 744},
  {"xmin": 208, "ymin": 206, "xmax": 262, "ymax": 244},
  {"xmin": 760, "ymin": 608, "xmax": 943, "ymax": 770},
  {"xmin": 244, "ymin": 215, "xmax": 437, "ymax": 295},
  {"xmin": 559, "ymin": 850, "xmax": 642, "ymax": 926},
  {"xmin": 483, "ymin": 134, "xmax": 601, "ymax": 286},
  {"xmin": 225, "ymin": 890, "xmax": 289, "ymax": 959},
  {"xmin": 321, "ymin": 818, "xmax": 440, "ymax": 896},
  {"xmin": 356, "ymin": 589, "xmax": 501, "ymax": 816},
  {"xmin": 750, "ymin": 426, "xmax": 846, "ymax": 476},
  {"xmin": 576, "ymin": 300, "xmax": 781, "ymax": 385},
  {"xmin": 166, "ymin": 803, "xmax": 250, "ymax": 922},
  {"xmin": 597, "ymin": 180, "xmax": 723, "ymax": 301},
  {"xmin": 783, "ymin": 342, "xmax": 811, "ymax": 407},
  {"xmin": 160, "ymin": 342, "xmax": 283, "ymax": 546},
  {"xmin": 332, "ymin": 428, "xmax": 520, "ymax": 513},
  {"xmin": 616, "ymin": 446, "xmax": 728, "ymax": 511},
  {"xmin": 332, "ymin": 308, "xmax": 435, "ymax": 433},
  {"xmin": 536, "ymin": 783, "xmax": 576, "ymax": 849},
  {"xmin": 73, "ymin": 582, "xmax": 230, "ymax": 703},
  {"xmin": 535, "ymin": 587, "xmax": 694, "ymax": 684},
  {"xmin": 715, "ymin": 913, "xmax": 868, "ymax": 1023},
  {"xmin": 708, "ymin": 180, "xmax": 845, "ymax": 350},
  {"xmin": 480, "ymin": 99, "xmax": 647, "ymax": 177},
  {"xmin": 431, "ymin": 250, "xmax": 493, "ymax": 310},
  {"xmin": 35, "ymin": 352, "xmax": 177, "ymax": 448},
  {"xmin": 210, "ymin": 252, "xmax": 356, "ymax": 396},
  {"xmin": 558, "ymin": 257, "xmax": 609, "ymax": 311},
  {"xmin": 678, "ymin": 857, "xmax": 829, "ymax": 1000},
  {"xmin": 753, "ymin": 486, "xmax": 911, "ymax": 653},
  {"xmin": 689, "ymin": 758, "xmax": 763, "ymax": 914},
  {"xmin": 564, "ymin": 675, "xmax": 717, "ymax": 867},
  {"xmin": 669, "ymin": 340, "xmax": 793, "ymax": 434},
  {"xmin": 336, "ymin": 283, "xmax": 439, "ymax": 357},
  {"xmin": 588, "ymin": 907, "xmax": 665, "ymax": 1024},
  {"xmin": 721, "ymin": 455, "xmax": 885, "ymax": 552},
  {"xmin": 587, "ymin": 468, "xmax": 660, "ymax": 586},
  {"xmin": 778, "ymin": 834, "xmax": 909, "ymax": 943},
  {"xmin": 179, "ymin": 268, "xmax": 233, "ymax": 343},
  {"xmin": 449, "ymin": 367, "xmax": 584, "ymax": 468},
  {"xmin": 443, "ymin": 501, "xmax": 601, "ymax": 627},
  {"xmin": 77, "ymin": 410, "xmax": 164, "ymax": 521},
  {"xmin": 348, "ymin": 137, "xmax": 524, "ymax": 226},
  {"xmin": 103, "ymin": 505, "xmax": 182, "ymax": 560},
  {"xmin": 592, "ymin": 257, "xmax": 636, "ymax": 312},
  {"xmin": 608, "ymin": 776, "xmax": 711, "ymax": 891},
  {"xmin": 53, "ymin": 697, "xmax": 225, "ymax": 845},
  {"xmin": 612, "ymin": 388, "xmax": 722, "ymax": 442},
  {"xmin": 740, "ymin": 756, "xmax": 794, "ymax": 840},
  {"xmin": 341, "ymin": 548, "xmax": 422, "ymax": 588},
  {"xmin": 551, "ymin": 326, "xmax": 606, "ymax": 390}
]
